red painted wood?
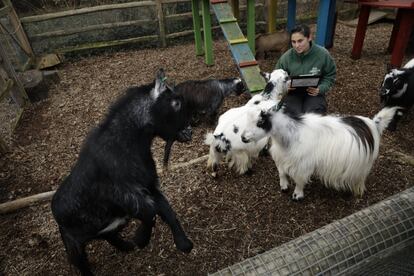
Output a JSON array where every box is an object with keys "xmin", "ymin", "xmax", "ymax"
[
  {"xmin": 351, "ymin": 5, "xmax": 371, "ymax": 59},
  {"xmin": 390, "ymin": 9, "xmax": 414, "ymax": 67},
  {"xmin": 358, "ymin": 1, "xmax": 414, "ymax": 9},
  {"xmin": 239, "ymin": 60, "xmax": 258, "ymax": 67},
  {"xmin": 352, "ymin": 0, "xmax": 414, "ymax": 67},
  {"xmin": 387, "ymin": 9, "xmax": 402, "ymax": 53}
]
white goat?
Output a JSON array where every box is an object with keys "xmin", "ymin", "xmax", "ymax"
[
  {"xmin": 241, "ymin": 105, "xmax": 401, "ymax": 200},
  {"xmin": 205, "ymin": 69, "xmax": 289, "ymax": 177}
]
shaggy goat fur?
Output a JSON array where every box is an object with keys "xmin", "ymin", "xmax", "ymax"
[
  {"xmin": 379, "ymin": 58, "xmax": 414, "ymax": 131},
  {"xmin": 51, "ymin": 69, "xmax": 193, "ymax": 276},
  {"xmin": 205, "ymin": 69, "xmax": 289, "ymax": 177},
  {"xmin": 241, "ymin": 105, "xmax": 400, "ymax": 201}
]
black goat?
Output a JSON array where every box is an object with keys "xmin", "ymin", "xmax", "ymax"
[
  {"xmin": 175, "ymin": 77, "xmax": 246, "ymax": 126},
  {"xmin": 161, "ymin": 78, "xmax": 246, "ymax": 170},
  {"xmin": 379, "ymin": 58, "xmax": 414, "ymax": 131},
  {"xmin": 51, "ymin": 69, "xmax": 193, "ymax": 276}
]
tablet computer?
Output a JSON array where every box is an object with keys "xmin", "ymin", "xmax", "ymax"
[{"xmin": 290, "ymin": 75, "xmax": 321, "ymax": 88}]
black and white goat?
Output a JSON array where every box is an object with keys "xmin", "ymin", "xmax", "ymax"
[
  {"xmin": 205, "ymin": 69, "xmax": 289, "ymax": 177},
  {"xmin": 379, "ymin": 58, "xmax": 414, "ymax": 131},
  {"xmin": 51, "ymin": 69, "xmax": 193, "ymax": 276},
  {"xmin": 161, "ymin": 77, "xmax": 246, "ymax": 170},
  {"xmin": 241, "ymin": 104, "xmax": 401, "ymax": 201}
]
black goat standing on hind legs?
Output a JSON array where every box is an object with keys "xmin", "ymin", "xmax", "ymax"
[{"xmin": 51, "ymin": 69, "xmax": 193, "ymax": 276}]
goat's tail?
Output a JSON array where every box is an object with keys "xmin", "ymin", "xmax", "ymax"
[
  {"xmin": 204, "ymin": 132, "xmax": 215, "ymax": 145},
  {"xmin": 373, "ymin": 106, "xmax": 402, "ymax": 135}
]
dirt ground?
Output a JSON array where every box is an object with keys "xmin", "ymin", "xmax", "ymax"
[{"xmin": 1, "ymin": 22, "xmax": 413, "ymax": 275}]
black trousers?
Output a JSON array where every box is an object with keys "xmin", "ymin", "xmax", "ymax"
[{"xmin": 284, "ymin": 88, "xmax": 327, "ymax": 114}]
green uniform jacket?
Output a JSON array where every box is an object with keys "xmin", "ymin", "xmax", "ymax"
[{"xmin": 275, "ymin": 42, "xmax": 336, "ymax": 95}]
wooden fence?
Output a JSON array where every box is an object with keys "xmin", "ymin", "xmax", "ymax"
[{"xmin": 18, "ymin": 0, "xmax": 268, "ymax": 55}]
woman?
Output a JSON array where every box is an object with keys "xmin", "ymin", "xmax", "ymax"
[{"xmin": 275, "ymin": 24, "xmax": 336, "ymax": 114}]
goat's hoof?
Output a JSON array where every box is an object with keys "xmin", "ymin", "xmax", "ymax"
[
  {"xmin": 135, "ymin": 236, "xmax": 151, "ymax": 249},
  {"xmin": 134, "ymin": 228, "xmax": 152, "ymax": 248},
  {"xmin": 291, "ymin": 194, "xmax": 304, "ymax": 202},
  {"xmin": 281, "ymin": 187, "xmax": 289, "ymax": 193},
  {"xmin": 117, "ymin": 240, "xmax": 136, "ymax": 252},
  {"xmin": 244, "ymin": 169, "xmax": 254, "ymax": 176},
  {"xmin": 175, "ymin": 237, "xmax": 193, "ymax": 253}
]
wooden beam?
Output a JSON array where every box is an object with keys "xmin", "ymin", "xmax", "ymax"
[
  {"xmin": 2, "ymin": 0, "xmax": 34, "ymax": 58},
  {"xmin": 29, "ymin": 19, "xmax": 155, "ymax": 39},
  {"xmin": 0, "ymin": 191, "xmax": 55, "ymax": 214},
  {"xmin": 20, "ymin": 1, "xmax": 156, "ymax": 23},
  {"xmin": 0, "ymin": 39, "xmax": 28, "ymax": 108},
  {"xmin": 156, "ymin": 0, "xmax": 167, "ymax": 47}
]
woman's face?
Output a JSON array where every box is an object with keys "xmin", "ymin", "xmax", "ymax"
[{"xmin": 291, "ymin": 32, "xmax": 311, "ymax": 54}]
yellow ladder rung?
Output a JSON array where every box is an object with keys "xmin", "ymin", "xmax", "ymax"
[{"xmin": 229, "ymin": 38, "xmax": 248, "ymax": 44}]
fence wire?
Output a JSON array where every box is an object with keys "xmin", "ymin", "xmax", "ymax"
[{"xmin": 210, "ymin": 187, "xmax": 414, "ymax": 276}]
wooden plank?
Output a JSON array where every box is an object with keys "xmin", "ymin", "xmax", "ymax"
[
  {"xmin": 0, "ymin": 78, "xmax": 13, "ymax": 102},
  {"xmin": 0, "ymin": 5, "xmax": 11, "ymax": 18},
  {"xmin": 20, "ymin": 1, "xmax": 156, "ymax": 23},
  {"xmin": 342, "ymin": 10, "xmax": 387, "ymax": 27},
  {"xmin": 162, "ymin": 0, "xmax": 190, "ymax": 3},
  {"xmin": 211, "ymin": 2, "xmax": 235, "ymax": 21},
  {"xmin": 229, "ymin": 37, "xmax": 248, "ymax": 44},
  {"xmin": 240, "ymin": 65, "xmax": 266, "ymax": 93},
  {"xmin": 219, "ymin": 18, "xmax": 237, "ymax": 23},
  {"xmin": 228, "ymin": 43, "xmax": 255, "ymax": 63},
  {"xmin": 0, "ymin": 38, "xmax": 28, "ymax": 107},
  {"xmin": 3, "ymin": 0, "xmax": 34, "ymax": 58},
  {"xmin": 358, "ymin": 1, "xmax": 414, "ymax": 9},
  {"xmin": 219, "ymin": 22, "xmax": 245, "ymax": 41},
  {"xmin": 28, "ymin": 19, "xmax": 155, "ymax": 39},
  {"xmin": 239, "ymin": 60, "xmax": 258, "ymax": 67},
  {"xmin": 55, "ymin": 34, "xmax": 159, "ymax": 53}
]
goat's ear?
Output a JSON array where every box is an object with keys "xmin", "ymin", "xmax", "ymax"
[
  {"xmin": 153, "ymin": 68, "xmax": 167, "ymax": 99},
  {"xmin": 260, "ymin": 71, "xmax": 270, "ymax": 82}
]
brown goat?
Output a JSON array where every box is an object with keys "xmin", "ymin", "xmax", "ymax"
[{"xmin": 255, "ymin": 30, "xmax": 290, "ymax": 60}]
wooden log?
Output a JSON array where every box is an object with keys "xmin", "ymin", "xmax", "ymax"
[
  {"xmin": 0, "ymin": 191, "xmax": 55, "ymax": 214},
  {"xmin": 0, "ymin": 154, "xmax": 209, "ymax": 214}
]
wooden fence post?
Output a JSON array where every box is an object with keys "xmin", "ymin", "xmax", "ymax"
[
  {"xmin": 0, "ymin": 38, "xmax": 28, "ymax": 108},
  {"xmin": 156, "ymin": 0, "xmax": 167, "ymax": 47},
  {"xmin": 1, "ymin": 0, "xmax": 34, "ymax": 62}
]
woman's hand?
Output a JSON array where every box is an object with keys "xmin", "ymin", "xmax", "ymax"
[{"xmin": 307, "ymin": 87, "xmax": 319, "ymax": 96}]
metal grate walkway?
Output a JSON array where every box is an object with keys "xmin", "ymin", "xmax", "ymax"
[{"xmin": 210, "ymin": 187, "xmax": 414, "ymax": 276}]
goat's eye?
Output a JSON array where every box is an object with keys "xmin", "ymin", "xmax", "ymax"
[
  {"xmin": 171, "ymin": 99, "xmax": 181, "ymax": 111},
  {"xmin": 394, "ymin": 79, "xmax": 403, "ymax": 88}
]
